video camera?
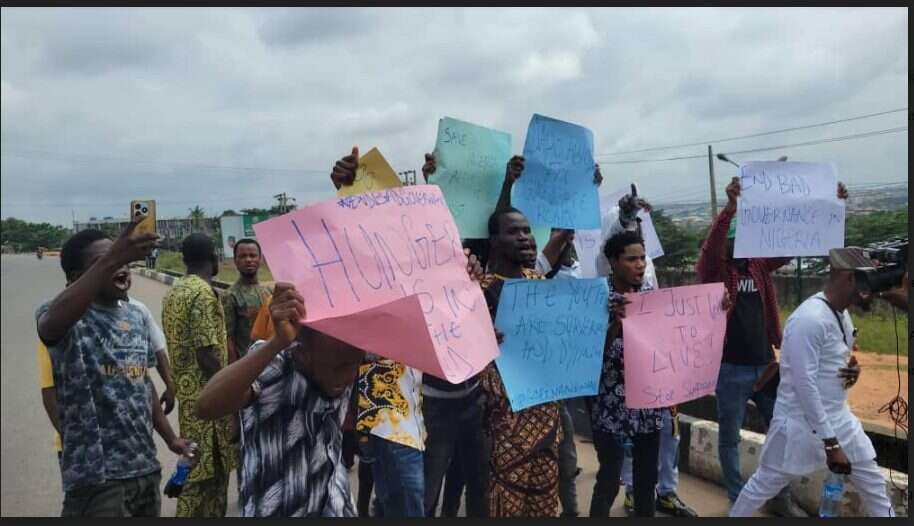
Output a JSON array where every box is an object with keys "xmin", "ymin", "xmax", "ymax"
[{"xmin": 854, "ymin": 238, "xmax": 908, "ymax": 295}]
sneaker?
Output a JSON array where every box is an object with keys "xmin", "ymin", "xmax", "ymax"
[
  {"xmin": 623, "ymin": 492, "xmax": 634, "ymax": 517},
  {"xmin": 765, "ymin": 492, "xmax": 808, "ymax": 518},
  {"xmin": 656, "ymin": 492, "xmax": 699, "ymax": 517}
]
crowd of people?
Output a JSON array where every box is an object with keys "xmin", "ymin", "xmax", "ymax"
[{"xmin": 34, "ymin": 145, "xmax": 906, "ymax": 518}]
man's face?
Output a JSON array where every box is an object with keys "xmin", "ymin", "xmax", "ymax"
[
  {"xmin": 837, "ymin": 270, "xmax": 872, "ymax": 310},
  {"xmin": 234, "ymin": 243, "xmax": 261, "ymax": 278},
  {"xmin": 610, "ymin": 243, "xmax": 647, "ymax": 288},
  {"xmin": 492, "ymin": 212, "xmax": 536, "ymax": 265},
  {"xmin": 79, "ymin": 239, "xmax": 131, "ymax": 302},
  {"xmin": 291, "ymin": 330, "xmax": 364, "ymax": 399}
]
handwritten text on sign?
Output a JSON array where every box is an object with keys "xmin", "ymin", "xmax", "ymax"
[
  {"xmin": 433, "ymin": 117, "xmax": 512, "ymax": 239},
  {"xmin": 514, "ymin": 114, "xmax": 600, "ymax": 230},
  {"xmin": 494, "ymin": 278, "xmax": 609, "ymax": 411},
  {"xmin": 734, "ymin": 161, "xmax": 844, "ymax": 258},
  {"xmin": 622, "ymin": 283, "xmax": 727, "ymax": 409},
  {"xmin": 252, "ymin": 185, "xmax": 499, "ymax": 383}
]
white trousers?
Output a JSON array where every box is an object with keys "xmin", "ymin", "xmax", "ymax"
[{"xmin": 730, "ymin": 457, "xmax": 896, "ymax": 517}]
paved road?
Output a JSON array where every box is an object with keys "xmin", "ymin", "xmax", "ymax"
[{"xmin": 1, "ymin": 253, "xmax": 743, "ymax": 517}]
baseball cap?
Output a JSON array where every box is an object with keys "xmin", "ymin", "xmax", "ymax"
[{"xmin": 829, "ymin": 247, "xmax": 874, "ymax": 271}]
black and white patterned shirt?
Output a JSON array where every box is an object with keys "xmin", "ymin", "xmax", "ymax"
[
  {"xmin": 590, "ymin": 279, "xmax": 665, "ymax": 437},
  {"xmin": 239, "ymin": 341, "xmax": 355, "ymax": 517}
]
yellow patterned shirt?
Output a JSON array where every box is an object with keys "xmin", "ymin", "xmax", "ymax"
[
  {"xmin": 162, "ymin": 275, "xmax": 237, "ymax": 482},
  {"xmin": 355, "ymin": 359, "xmax": 426, "ymax": 451}
]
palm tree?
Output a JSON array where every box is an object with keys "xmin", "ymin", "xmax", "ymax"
[{"xmin": 188, "ymin": 206, "xmax": 206, "ymax": 232}]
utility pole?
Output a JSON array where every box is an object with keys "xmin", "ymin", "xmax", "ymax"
[
  {"xmin": 708, "ymin": 145, "xmax": 718, "ymax": 219},
  {"xmin": 273, "ymin": 192, "xmax": 296, "ymax": 214}
]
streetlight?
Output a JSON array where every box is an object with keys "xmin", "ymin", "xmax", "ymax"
[{"xmin": 716, "ymin": 153, "xmax": 788, "ymax": 168}]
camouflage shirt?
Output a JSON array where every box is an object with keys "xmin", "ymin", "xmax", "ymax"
[
  {"xmin": 223, "ymin": 282, "xmax": 270, "ymax": 359},
  {"xmin": 36, "ymin": 300, "xmax": 160, "ymax": 492}
]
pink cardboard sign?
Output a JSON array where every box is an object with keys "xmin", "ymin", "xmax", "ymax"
[
  {"xmin": 621, "ymin": 283, "xmax": 727, "ymax": 409},
  {"xmin": 252, "ymin": 185, "xmax": 499, "ymax": 383}
]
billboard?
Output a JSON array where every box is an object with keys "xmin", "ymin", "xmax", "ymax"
[{"xmin": 220, "ymin": 214, "xmax": 268, "ymax": 258}]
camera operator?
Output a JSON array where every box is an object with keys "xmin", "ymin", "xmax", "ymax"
[
  {"xmin": 875, "ymin": 270, "xmax": 908, "ymax": 310},
  {"xmin": 730, "ymin": 247, "xmax": 896, "ymax": 517}
]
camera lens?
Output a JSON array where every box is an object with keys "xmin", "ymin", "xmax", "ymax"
[
  {"xmin": 141, "ymin": 207, "xmax": 148, "ymax": 214},
  {"xmin": 135, "ymin": 203, "xmax": 142, "ymax": 210}
]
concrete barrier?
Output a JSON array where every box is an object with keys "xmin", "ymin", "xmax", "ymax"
[
  {"xmin": 130, "ymin": 265, "xmax": 231, "ymax": 292},
  {"xmin": 683, "ymin": 415, "xmax": 908, "ymax": 517}
]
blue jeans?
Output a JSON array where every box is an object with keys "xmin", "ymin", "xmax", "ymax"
[
  {"xmin": 623, "ymin": 410, "xmax": 678, "ymax": 495},
  {"xmin": 366, "ymin": 435, "xmax": 425, "ymax": 517},
  {"xmin": 715, "ymin": 362, "xmax": 781, "ymax": 503}
]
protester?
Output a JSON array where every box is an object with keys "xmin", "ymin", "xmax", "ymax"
[
  {"xmin": 493, "ymin": 154, "xmax": 601, "ymax": 274},
  {"xmin": 620, "ymin": 407, "xmax": 698, "ymax": 517},
  {"xmin": 697, "ymin": 176, "xmax": 848, "ymax": 516},
  {"xmin": 195, "ymin": 282, "xmax": 362, "ymax": 517},
  {"xmin": 543, "ymin": 234, "xmax": 583, "ymax": 518},
  {"xmin": 35, "ymin": 225, "xmax": 193, "ymax": 517},
  {"xmin": 418, "ymin": 152, "xmax": 490, "ymax": 518},
  {"xmin": 161, "ymin": 233, "xmax": 237, "ymax": 517},
  {"xmin": 355, "ymin": 357, "xmax": 426, "ymax": 517},
  {"xmin": 730, "ymin": 248, "xmax": 896, "ymax": 517},
  {"xmin": 594, "ymin": 193, "xmax": 696, "ymax": 517},
  {"xmin": 223, "ymin": 238, "xmax": 271, "ymax": 364},
  {"xmin": 478, "ymin": 205, "xmax": 563, "ymax": 518},
  {"xmin": 588, "ymin": 230, "xmax": 663, "ymax": 517},
  {"xmin": 330, "ymin": 147, "xmax": 427, "ymax": 518}
]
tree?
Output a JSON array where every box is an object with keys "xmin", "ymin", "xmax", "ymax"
[
  {"xmin": 845, "ymin": 209, "xmax": 907, "ymax": 248},
  {"xmin": 188, "ymin": 206, "xmax": 206, "ymax": 231},
  {"xmin": 649, "ymin": 209, "xmax": 703, "ymax": 270},
  {"xmin": 220, "ymin": 209, "xmax": 240, "ymax": 217},
  {"xmin": 1, "ymin": 217, "xmax": 71, "ymax": 251}
]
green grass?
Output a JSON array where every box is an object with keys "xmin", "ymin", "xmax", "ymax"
[
  {"xmin": 154, "ymin": 249, "xmax": 273, "ymax": 285},
  {"xmin": 779, "ymin": 305, "xmax": 907, "ymax": 356}
]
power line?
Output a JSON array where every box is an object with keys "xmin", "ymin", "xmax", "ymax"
[
  {"xmin": 597, "ymin": 107, "xmax": 908, "ymax": 157},
  {"xmin": 599, "ymin": 126, "xmax": 908, "ymax": 165},
  {"xmin": 0, "ymin": 146, "xmax": 328, "ymax": 176}
]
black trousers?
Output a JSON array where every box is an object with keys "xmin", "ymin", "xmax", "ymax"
[
  {"xmin": 589, "ymin": 429, "xmax": 660, "ymax": 517},
  {"xmin": 422, "ymin": 393, "xmax": 488, "ymax": 517}
]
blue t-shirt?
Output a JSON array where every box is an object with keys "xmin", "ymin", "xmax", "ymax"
[{"xmin": 36, "ymin": 299, "xmax": 160, "ymax": 492}]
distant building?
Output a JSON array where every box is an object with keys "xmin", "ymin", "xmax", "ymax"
[{"xmin": 73, "ymin": 217, "xmax": 219, "ymax": 250}]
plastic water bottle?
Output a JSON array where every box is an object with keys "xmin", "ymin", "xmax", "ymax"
[
  {"xmin": 164, "ymin": 443, "xmax": 198, "ymax": 498},
  {"xmin": 623, "ymin": 436, "xmax": 633, "ymax": 459},
  {"xmin": 818, "ymin": 472, "xmax": 845, "ymax": 518}
]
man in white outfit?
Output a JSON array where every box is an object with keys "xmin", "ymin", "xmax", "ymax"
[{"xmin": 730, "ymin": 247, "xmax": 896, "ymax": 517}]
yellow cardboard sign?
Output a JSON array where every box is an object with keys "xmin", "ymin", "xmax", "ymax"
[{"xmin": 336, "ymin": 147, "xmax": 402, "ymax": 197}]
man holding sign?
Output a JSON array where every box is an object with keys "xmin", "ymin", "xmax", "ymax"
[
  {"xmin": 588, "ymin": 230, "xmax": 664, "ymax": 517},
  {"xmin": 697, "ymin": 174, "xmax": 848, "ymax": 516},
  {"xmin": 477, "ymin": 206, "xmax": 563, "ymax": 518}
]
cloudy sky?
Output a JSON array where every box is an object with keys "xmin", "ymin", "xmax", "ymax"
[{"xmin": 1, "ymin": 7, "xmax": 907, "ymax": 226}]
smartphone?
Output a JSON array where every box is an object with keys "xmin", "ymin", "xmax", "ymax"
[{"xmin": 130, "ymin": 200, "xmax": 157, "ymax": 235}]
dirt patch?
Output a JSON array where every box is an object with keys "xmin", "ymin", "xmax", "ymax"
[{"xmin": 848, "ymin": 351, "xmax": 908, "ymax": 433}]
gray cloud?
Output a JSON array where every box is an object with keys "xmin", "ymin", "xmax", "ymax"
[{"xmin": 0, "ymin": 7, "xmax": 907, "ymax": 226}]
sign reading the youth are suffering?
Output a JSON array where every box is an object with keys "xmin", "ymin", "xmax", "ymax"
[
  {"xmin": 253, "ymin": 185, "xmax": 499, "ymax": 383},
  {"xmin": 621, "ymin": 283, "xmax": 727, "ymax": 409},
  {"xmin": 494, "ymin": 278, "xmax": 609, "ymax": 411},
  {"xmin": 514, "ymin": 114, "xmax": 601, "ymax": 230},
  {"xmin": 336, "ymin": 147, "xmax": 402, "ymax": 198},
  {"xmin": 433, "ymin": 117, "xmax": 512, "ymax": 239},
  {"xmin": 734, "ymin": 161, "xmax": 844, "ymax": 258}
]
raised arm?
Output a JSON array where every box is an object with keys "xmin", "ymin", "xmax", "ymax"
[
  {"xmin": 696, "ymin": 177, "xmax": 739, "ymax": 283},
  {"xmin": 495, "ymin": 155, "xmax": 525, "ymax": 211},
  {"xmin": 196, "ymin": 282, "xmax": 305, "ymax": 420},
  {"xmin": 38, "ymin": 220, "xmax": 157, "ymax": 346}
]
